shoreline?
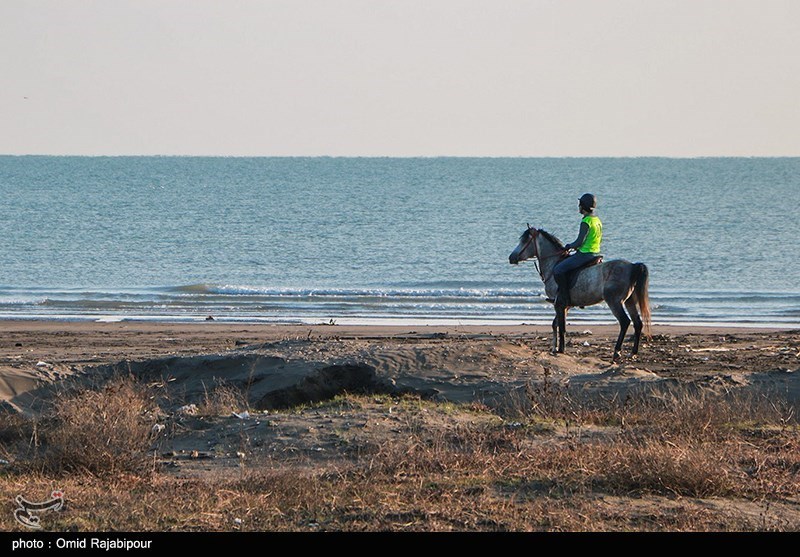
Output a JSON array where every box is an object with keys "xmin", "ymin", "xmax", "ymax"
[
  {"xmin": 0, "ymin": 318, "xmax": 797, "ymax": 337},
  {"xmin": 0, "ymin": 316, "xmax": 798, "ymax": 332}
]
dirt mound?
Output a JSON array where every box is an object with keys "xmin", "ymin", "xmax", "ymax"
[
  {"xmin": 3, "ymin": 327, "xmax": 799, "ymax": 415},
  {"xmin": 254, "ymin": 363, "xmax": 436, "ymax": 410}
]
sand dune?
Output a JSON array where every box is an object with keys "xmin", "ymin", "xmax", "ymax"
[{"xmin": 2, "ymin": 321, "xmax": 798, "ymax": 414}]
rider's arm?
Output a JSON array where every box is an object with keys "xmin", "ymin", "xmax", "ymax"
[{"xmin": 564, "ymin": 222, "xmax": 589, "ymax": 251}]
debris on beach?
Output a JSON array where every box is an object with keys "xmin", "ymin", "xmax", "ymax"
[
  {"xmin": 177, "ymin": 404, "xmax": 198, "ymax": 415},
  {"xmin": 161, "ymin": 450, "xmax": 214, "ymax": 460}
]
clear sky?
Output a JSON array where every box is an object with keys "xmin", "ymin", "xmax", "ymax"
[{"xmin": 2, "ymin": 0, "xmax": 799, "ymax": 157}]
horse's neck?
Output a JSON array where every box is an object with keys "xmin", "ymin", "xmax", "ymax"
[
  {"xmin": 536, "ymin": 241, "xmax": 562, "ymax": 291},
  {"xmin": 537, "ymin": 244, "xmax": 561, "ymax": 276}
]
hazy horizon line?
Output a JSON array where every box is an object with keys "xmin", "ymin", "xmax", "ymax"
[{"xmin": 3, "ymin": 153, "xmax": 799, "ymax": 159}]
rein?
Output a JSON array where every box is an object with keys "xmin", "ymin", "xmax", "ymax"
[{"xmin": 524, "ymin": 227, "xmax": 565, "ymax": 283}]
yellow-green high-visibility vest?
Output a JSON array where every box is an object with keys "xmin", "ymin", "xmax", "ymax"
[{"xmin": 578, "ymin": 215, "xmax": 602, "ymax": 253}]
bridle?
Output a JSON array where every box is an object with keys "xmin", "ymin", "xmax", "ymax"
[{"xmin": 521, "ymin": 225, "xmax": 566, "ymax": 283}]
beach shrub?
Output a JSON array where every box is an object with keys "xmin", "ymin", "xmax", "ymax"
[
  {"xmin": 38, "ymin": 376, "xmax": 160, "ymax": 476},
  {"xmin": 198, "ymin": 380, "xmax": 250, "ymax": 416}
]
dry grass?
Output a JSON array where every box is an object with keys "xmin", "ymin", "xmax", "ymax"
[
  {"xmin": 3, "ymin": 376, "xmax": 162, "ymax": 477},
  {"xmin": 0, "ymin": 377, "xmax": 797, "ymax": 531},
  {"xmin": 198, "ymin": 380, "xmax": 251, "ymax": 417}
]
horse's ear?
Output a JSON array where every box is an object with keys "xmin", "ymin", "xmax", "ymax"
[{"xmin": 527, "ymin": 222, "xmax": 532, "ymax": 229}]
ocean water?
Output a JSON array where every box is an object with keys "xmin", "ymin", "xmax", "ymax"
[{"xmin": 0, "ymin": 156, "xmax": 798, "ymax": 327}]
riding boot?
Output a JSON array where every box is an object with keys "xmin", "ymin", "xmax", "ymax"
[{"xmin": 554, "ymin": 274, "xmax": 571, "ymax": 307}]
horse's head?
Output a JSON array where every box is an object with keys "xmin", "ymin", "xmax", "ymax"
[
  {"xmin": 509, "ymin": 224, "xmax": 536, "ymax": 264},
  {"xmin": 509, "ymin": 224, "xmax": 564, "ymax": 264}
]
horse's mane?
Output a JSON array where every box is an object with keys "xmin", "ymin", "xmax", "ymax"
[{"xmin": 537, "ymin": 228, "xmax": 564, "ymax": 249}]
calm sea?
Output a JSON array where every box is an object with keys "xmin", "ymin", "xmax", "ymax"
[{"xmin": 0, "ymin": 156, "xmax": 798, "ymax": 327}]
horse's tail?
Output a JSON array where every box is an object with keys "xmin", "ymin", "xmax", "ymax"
[{"xmin": 632, "ymin": 263, "xmax": 652, "ymax": 338}]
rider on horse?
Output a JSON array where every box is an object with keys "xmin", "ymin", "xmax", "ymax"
[{"xmin": 553, "ymin": 193, "xmax": 603, "ymax": 307}]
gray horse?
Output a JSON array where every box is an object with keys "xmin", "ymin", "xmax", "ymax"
[{"xmin": 509, "ymin": 225, "xmax": 651, "ymax": 361}]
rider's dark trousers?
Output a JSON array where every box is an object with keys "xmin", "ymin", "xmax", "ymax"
[{"xmin": 553, "ymin": 251, "xmax": 599, "ymax": 303}]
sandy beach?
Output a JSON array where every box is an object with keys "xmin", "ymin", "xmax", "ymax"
[
  {"xmin": 2, "ymin": 319, "xmax": 799, "ymax": 531},
  {"xmin": 2, "ymin": 320, "xmax": 799, "ymax": 412}
]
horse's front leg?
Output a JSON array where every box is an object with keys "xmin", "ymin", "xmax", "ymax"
[
  {"xmin": 551, "ymin": 315, "xmax": 558, "ymax": 354},
  {"xmin": 556, "ymin": 307, "xmax": 566, "ymax": 353}
]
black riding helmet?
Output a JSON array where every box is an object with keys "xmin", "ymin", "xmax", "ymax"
[{"xmin": 579, "ymin": 193, "xmax": 597, "ymax": 212}]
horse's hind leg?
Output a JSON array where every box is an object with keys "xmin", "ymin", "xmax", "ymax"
[
  {"xmin": 607, "ymin": 299, "xmax": 631, "ymax": 362},
  {"xmin": 625, "ymin": 296, "xmax": 643, "ymax": 356},
  {"xmin": 551, "ymin": 315, "xmax": 559, "ymax": 354}
]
